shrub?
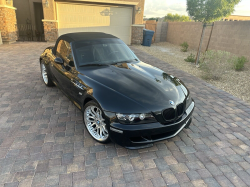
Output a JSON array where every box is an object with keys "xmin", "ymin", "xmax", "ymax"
[
  {"xmin": 180, "ymin": 42, "xmax": 189, "ymax": 52},
  {"xmin": 199, "ymin": 50, "xmax": 232, "ymax": 80},
  {"xmin": 231, "ymin": 56, "xmax": 248, "ymax": 71},
  {"xmin": 184, "ymin": 53, "xmax": 196, "ymax": 63}
]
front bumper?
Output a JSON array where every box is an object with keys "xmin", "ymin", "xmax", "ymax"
[{"xmin": 108, "ymin": 101, "xmax": 195, "ymax": 149}]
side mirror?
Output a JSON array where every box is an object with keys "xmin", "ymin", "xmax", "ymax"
[
  {"xmin": 69, "ymin": 61, "xmax": 75, "ymax": 67},
  {"xmin": 54, "ymin": 57, "xmax": 63, "ymax": 64}
]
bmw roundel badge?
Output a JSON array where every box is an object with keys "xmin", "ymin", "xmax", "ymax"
[{"xmin": 169, "ymin": 100, "xmax": 175, "ymax": 105}]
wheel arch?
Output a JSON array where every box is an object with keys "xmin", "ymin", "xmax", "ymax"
[
  {"xmin": 83, "ymin": 97, "xmax": 93, "ymax": 106},
  {"xmin": 82, "ymin": 95, "xmax": 107, "ymax": 114},
  {"xmin": 82, "ymin": 95, "xmax": 101, "ymax": 110}
]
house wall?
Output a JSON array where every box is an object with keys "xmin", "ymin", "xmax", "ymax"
[
  {"xmin": 14, "ymin": 0, "xmax": 31, "ymax": 24},
  {"xmin": 14, "ymin": 0, "xmax": 43, "ymax": 25},
  {"xmin": 0, "ymin": 0, "xmax": 13, "ymax": 6},
  {"xmin": 42, "ymin": 0, "xmax": 145, "ymax": 42},
  {"xmin": 43, "ymin": 0, "xmax": 144, "ymax": 24},
  {"xmin": 42, "ymin": 0, "xmax": 56, "ymax": 20},
  {"xmin": 131, "ymin": 24, "xmax": 144, "ymax": 44},
  {"xmin": 9, "ymin": 0, "xmax": 145, "ymax": 43},
  {"xmin": 34, "ymin": 2, "xmax": 44, "ymax": 33},
  {"xmin": 0, "ymin": 1, "xmax": 17, "ymax": 43},
  {"xmin": 166, "ymin": 21, "xmax": 250, "ymax": 59}
]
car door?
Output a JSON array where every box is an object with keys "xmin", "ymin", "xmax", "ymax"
[
  {"xmin": 63, "ymin": 46, "xmax": 82, "ymax": 103},
  {"xmin": 62, "ymin": 44, "xmax": 86, "ymax": 109},
  {"xmin": 51, "ymin": 40, "xmax": 73, "ymax": 96}
]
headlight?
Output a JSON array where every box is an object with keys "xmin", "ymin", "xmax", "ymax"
[
  {"xmin": 116, "ymin": 113, "xmax": 156, "ymax": 124},
  {"xmin": 185, "ymin": 94, "xmax": 192, "ymax": 109}
]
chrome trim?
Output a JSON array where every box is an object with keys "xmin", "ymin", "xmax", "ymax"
[
  {"xmin": 110, "ymin": 127, "xmax": 123, "ymax": 134},
  {"xmin": 41, "ymin": 63, "xmax": 48, "ymax": 84},
  {"xmin": 84, "ymin": 106, "xmax": 109, "ymax": 141},
  {"xmin": 186, "ymin": 101, "xmax": 194, "ymax": 115},
  {"xmin": 166, "ymin": 117, "xmax": 191, "ymax": 139},
  {"xmin": 71, "ymin": 79, "xmax": 85, "ymax": 90}
]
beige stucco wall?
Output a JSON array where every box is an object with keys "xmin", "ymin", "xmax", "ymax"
[
  {"xmin": 43, "ymin": 0, "xmax": 144, "ymax": 24},
  {"xmin": 166, "ymin": 22, "xmax": 211, "ymax": 52},
  {"xmin": 166, "ymin": 21, "xmax": 250, "ymax": 59},
  {"xmin": 209, "ymin": 21, "xmax": 250, "ymax": 59},
  {"xmin": 0, "ymin": 0, "xmax": 6, "ymax": 5},
  {"xmin": 14, "ymin": 0, "xmax": 31, "ymax": 24},
  {"xmin": 13, "ymin": 0, "xmax": 145, "ymax": 42},
  {"xmin": 0, "ymin": 0, "xmax": 13, "ymax": 6},
  {"xmin": 0, "ymin": 6, "xmax": 17, "ymax": 43},
  {"xmin": 14, "ymin": 0, "xmax": 43, "ymax": 26},
  {"xmin": 43, "ymin": 0, "xmax": 56, "ymax": 20}
]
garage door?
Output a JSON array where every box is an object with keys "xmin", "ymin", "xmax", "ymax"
[{"xmin": 57, "ymin": 3, "xmax": 133, "ymax": 45}]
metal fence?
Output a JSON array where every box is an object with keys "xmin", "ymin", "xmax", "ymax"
[{"xmin": 17, "ymin": 24, "xmax": 45, "ymax": 42}]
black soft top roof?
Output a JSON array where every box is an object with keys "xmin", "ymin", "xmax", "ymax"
[{"xmin": 53, "ymin": 32, "xmax": 118, "ymax": 54}]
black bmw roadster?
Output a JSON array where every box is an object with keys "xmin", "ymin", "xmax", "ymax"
[{"xmin": 40, "ymin": 32, "xmax": 194, "ymax": 149}]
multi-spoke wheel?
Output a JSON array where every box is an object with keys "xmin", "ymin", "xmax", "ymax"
[
  {"xmin": 40, "ymin": 61, "xmax": 54, "ymax": 87},
  {"xmin": 83, "ymin": 101, "xmax": 110, "ymax": 143}
]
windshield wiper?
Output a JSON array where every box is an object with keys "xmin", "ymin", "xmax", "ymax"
[{"xmin": 110, "ymin": 59, "xmax": 138, "ymax": 65}]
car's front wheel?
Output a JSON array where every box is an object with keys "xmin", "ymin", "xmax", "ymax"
[
  {"xmin": 83, "ymin": 101, "xmax": 110, "ymax": 143},
  {"xmin": 40, "ymin": 62, "xmax": 54, "ymax": 87}
]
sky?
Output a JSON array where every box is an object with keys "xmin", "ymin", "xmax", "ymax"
[{"xmin": 144, "ymin": 0, "xmax": 250, "ymax": 18}]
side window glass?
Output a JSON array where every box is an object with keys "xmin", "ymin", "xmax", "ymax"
[{"xmin": 56, "ymin": 40, "xmax": 74, "ymax": 67}]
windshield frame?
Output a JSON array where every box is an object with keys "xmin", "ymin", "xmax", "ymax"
[{"xmin": 71, "ymin": 38, "xmax": 139, "ymax": 68}]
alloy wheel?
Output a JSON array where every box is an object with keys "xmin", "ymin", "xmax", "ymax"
[
  {"xmin": 41, "ymin": 63, "xmax": 48, "ymax": 84},
  {"xmin": 84, "ymin": 105, "xmax": 109, "ymax": 141}
]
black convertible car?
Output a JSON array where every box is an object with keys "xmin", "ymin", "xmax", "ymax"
[{"xmin": 40, "ymin": 32, "xmax": 194, "ymax": 149}]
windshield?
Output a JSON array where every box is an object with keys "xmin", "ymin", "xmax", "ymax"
[{"xmin": 72, "ymin": 39, "xmax": 139, "ymax": 66}]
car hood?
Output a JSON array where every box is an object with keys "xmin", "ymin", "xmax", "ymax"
[{"xmin": 78, "ymin": 61, "xmax": 188, "ymax": 112}]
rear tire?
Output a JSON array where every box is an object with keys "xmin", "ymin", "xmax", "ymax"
[
  {"xmin": 40, "ymin": 62, "xmax": 54, "ymax": 87},
  {"xmin": 83, "ymin": 101, "xmax": 110, "ymax": 144}
]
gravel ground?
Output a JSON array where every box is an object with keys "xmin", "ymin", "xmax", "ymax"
[{"xmin": 133, "ymin": 42, "xmax": 250, "ymax": 104}]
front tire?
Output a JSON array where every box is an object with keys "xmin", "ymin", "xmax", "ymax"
[
  {"xmin": 40, "ymin": 62, "xmax": 54, "ymax": 87},
  {"xmin": 83, "ymin": 101, "xmax": 110, "ymax": 143}
]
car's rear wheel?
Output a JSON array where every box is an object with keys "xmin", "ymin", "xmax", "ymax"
[
  {"xmin": 83, "ymin": 101, "xmax": 110, "ymax": 143},
  {"xmin": 40, "ymin": 62, "xmax": 54, "ymax": 87}
]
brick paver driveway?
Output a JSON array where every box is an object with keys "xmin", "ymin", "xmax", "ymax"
[{"xmin": 1, "ymin": 42, "xmax": 250, "ymax": 187}]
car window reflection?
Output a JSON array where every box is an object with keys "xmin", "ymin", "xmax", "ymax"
[
  {"xmin": 162, "ymin": 73, "xmax": 181, "ymax": 86},
  {"xmin": 73, "ymin": 39, "xmax": 139, "ymax": 66}
]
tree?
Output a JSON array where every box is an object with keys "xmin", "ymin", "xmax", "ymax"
[
  {"xmin": 148, "ymin": 17, "xmax": 159, "ymax": 21},
  {"xmin": 186, "ymin": 0, "xmax": 241, "ymax": 65},
  {"xmin": 164, "ymin": 13, "xmax": 191, "ymax": 22}
]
